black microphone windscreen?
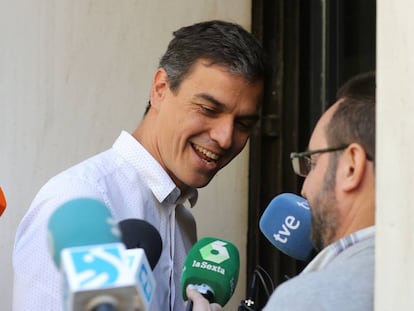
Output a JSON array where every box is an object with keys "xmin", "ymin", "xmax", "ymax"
[{"xmin": 119, "ymin": 218, "xmax": 163, "ymax": 270}]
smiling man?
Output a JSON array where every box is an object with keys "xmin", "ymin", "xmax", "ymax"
[
  {"xmin": 136, "ymin": 58, "xmax": 263, "ymax": 191},
  {"xmin": 13, "ymin": 20, "xmax": 266, "ymax": 311}
]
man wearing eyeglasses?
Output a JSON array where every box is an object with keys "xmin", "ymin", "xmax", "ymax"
[
  {"xmin": 180, "ymin": 72, "xmax": 376, "ymax": 311},
  {"xmin": 261, "ymin": 71, "xmax": 376, "ymax": 310}
]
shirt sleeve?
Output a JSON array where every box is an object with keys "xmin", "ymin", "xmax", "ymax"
[{"xmin": 12, "ymin": 176, "xmax": 104, "ymax": 311}]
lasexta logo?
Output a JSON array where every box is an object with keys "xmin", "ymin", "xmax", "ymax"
[{"xmin": 199, "ymin": 240, "xmax": 230, "ymax": 264}]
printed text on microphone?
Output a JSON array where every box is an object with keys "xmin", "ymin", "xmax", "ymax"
[
  {"xmin": 192, "ymin": 260, "xmax": 225, "ymax": 275},
  {"xmin": 273, "ymin": 216, "xmax": 300, "ymax": 243}
]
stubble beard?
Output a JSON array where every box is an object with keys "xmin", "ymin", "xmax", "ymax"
[{"xmin": 310, "ymin": 155, "xmax": 340, "ymax": 252}]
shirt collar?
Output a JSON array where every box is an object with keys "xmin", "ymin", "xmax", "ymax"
[
  {"xmin": 112, "ymin": 131, "xmax": 198, "ymax": 208},
  {"xmin": 302, "ymin": 226, "xmax": 375, "ymax": 273},
  {"xmin": 165, "ymin": 187, "xmax": 198, "ymax": 208}
]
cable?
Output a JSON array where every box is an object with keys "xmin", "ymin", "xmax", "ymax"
[
  {"xmin": 254, "ymin": 266, "xmax": 274, "ymax": 298},
  {"xmin": 238, "ymin": 265, "xmax": 275, "ymax": 311}
]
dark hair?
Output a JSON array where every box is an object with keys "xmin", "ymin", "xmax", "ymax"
[
  {"xmin": 158, "ymin": 20, "xmax": 267, "ymax": 92},
  {"xmin": 327, "ymin": 71, "xmax": 376, "ymax": 163}
]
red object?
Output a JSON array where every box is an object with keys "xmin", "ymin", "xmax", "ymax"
[{"xmin": 0, "ymin": 188, "xmax": 6, "ymax": 217}]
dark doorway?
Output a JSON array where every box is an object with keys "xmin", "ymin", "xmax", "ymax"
[{"xmin": 246, "ymin": 0, "xmax": 376, "ymax": 309}]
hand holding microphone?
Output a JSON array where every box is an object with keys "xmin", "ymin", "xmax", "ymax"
[
  {"xmin": 186, "ymin": 287, "xmax": 223, "ymax": 311},
  {"xmin": 181, "ymin": 237, "xmax": 240, "ymax": 311}
]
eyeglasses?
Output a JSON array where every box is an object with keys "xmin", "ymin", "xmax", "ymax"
[{"xmin": 290, "ymin": 144, "xmax": 349, "ymax": 177}]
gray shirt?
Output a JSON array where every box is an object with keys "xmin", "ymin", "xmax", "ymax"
[{"xmin": 263, "ymin": 227, "xmax": 375, "ymax": 311}]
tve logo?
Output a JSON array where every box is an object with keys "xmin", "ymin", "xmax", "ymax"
[
  {"xmin": 259, "ymin": 193, "xmax": 313, "ymax": 261},
  {"xmin": 273, "ymin": 215, "xmax": 301, "ymax": 244},
  {"xmin": 296, "ymin": 199, "xmax": 310, "ymax": 211}
]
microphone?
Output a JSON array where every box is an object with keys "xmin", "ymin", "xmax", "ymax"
[
  {"xmin": 118, "ymin": 218, "xmax": 163, "ymax": 310},
  {"xmin": 0, "ymin": 187, "xmax": 6, "ymax": 217},
  {"xmin": 48, "ymin": 198, "xmax": 156, "ymax": 311},
  {"xmin": 118, "ymin": 218, "xmax": 163, "ymax": 270},
  {"xmin": 123, "ymin": 248, "xmax": 157, "ymax": 311},
  {"xmin": 259, "ymin": 193, "xmax": 314, "ymax": 262},
  {"xmin": 181, "ymin": 237, "xmax": 240, "ymax": 310}
]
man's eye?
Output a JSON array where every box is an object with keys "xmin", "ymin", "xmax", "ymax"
[
  {"xmin": 200, "ymin": 105, "xmax": 217, "ymax": 115},
  {"xmin": 308, "ymin": 158, "xmax": 317, "ymax": 170},
  {"xmin": 236, "ymin": 121, "xmax": 255, "ymax": 132}
]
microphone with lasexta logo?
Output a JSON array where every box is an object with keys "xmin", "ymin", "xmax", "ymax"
[
  {"xmin": 48, "ymin": 198, "xmax": 156, "ymax": 311},
  {"xmin": 259, "ymin": 193, "xmax": 314, "ymax": 262},
  {"xmin": 181, "ymin": 237, "xmax": 240, "ymax": 311}
]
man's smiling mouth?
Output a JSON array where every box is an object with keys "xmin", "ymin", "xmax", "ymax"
[{"xmin": 192, "ymin": 143, "xmax": 219, "ymax": 163}]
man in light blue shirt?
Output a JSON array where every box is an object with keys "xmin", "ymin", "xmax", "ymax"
[{"xmin": 13, "ymin": 20, "xmax": 267, "ymax": 311}]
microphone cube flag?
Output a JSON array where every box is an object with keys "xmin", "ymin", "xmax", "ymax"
[
  {"xmin": 259, "ymin": 193, "xmax": 314, "ymax": 262},
  {"xmin": 48, "ymin": 198, "xmax": 153, "ymax": 310},
  {"xmin": 124, "ymin": 248, "xmax": 156, "ymax": 310},
  {"xmin": 181, "ymin": 237, "xmax": 240, "ymax": 307},
  {"xmin": 61, "ymin": 243, "xmax": 136, "ymax": 310}
]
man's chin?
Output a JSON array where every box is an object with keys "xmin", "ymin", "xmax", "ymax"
[
  {"xmin": 174, "ymin": 175, "xmax": 214, "ymax": 190},
  {"xmin": 188, "ymin": 175, "xmax": 216, "ymax": 189}
]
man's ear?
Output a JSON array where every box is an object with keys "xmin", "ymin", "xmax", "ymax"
[
  {"xmin": 149, "ymin": 68, "xmax": 169, "ymax": 111},
  {"xmin": 338, "ymin": 143, "xmax": 368, "ymax": 192}
]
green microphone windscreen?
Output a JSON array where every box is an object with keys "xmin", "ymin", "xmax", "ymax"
[{"xmin": 181, "ymin": 237, "xmax": 240, "ymax": 306}]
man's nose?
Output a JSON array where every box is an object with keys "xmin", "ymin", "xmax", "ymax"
[{"xmin": 210, "ymin": 117, "xmax": 234, "ymax": 150}]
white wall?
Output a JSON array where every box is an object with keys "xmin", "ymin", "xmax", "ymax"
[
  {"xmin": 376, "ymin": 0, "xmax": 414, "ymax": 309},
  {"xmin": 0, "ymin": 1, "xmax": 251, "ymax": 310}
]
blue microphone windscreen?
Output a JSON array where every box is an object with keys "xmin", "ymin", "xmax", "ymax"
[
  {"xmin": 48, "ymin": 198, "xmax": 121, "ymax": 267},
  {"xmin": 259, "ymin": 193, "xmax": 313, "ymax": 261}
]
